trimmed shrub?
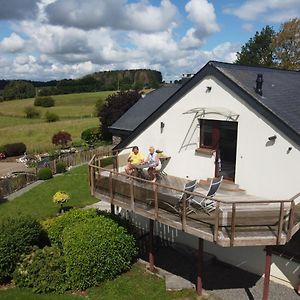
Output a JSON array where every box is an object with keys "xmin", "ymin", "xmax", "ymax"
[
  {"xmin": 3, "ymin": 142, "xmax": 26, "ymax": 157},
  {"xmin": 34, "ymin": 96, "xmax": 55, "ymax": 107},
  {"xmin": 62, "ymin": 216, "xmax": 137, "ymax": 290},
  {"xmin": 37, "ymin": 167, "xmax": 53, "ymax": 180},
  {"xmin": 81, "ymin": 127, "xmax": 101, "ymax": 145},
  {"xmin": 56, "ymin": 161, "xmax": 66, "ymax": 173},
  {"xmin": 13, "ymin": 246, "xmax": 68, "ymax": 293},
  {"xmin": 45, "ymin": 111, "xmax": 59, "ymax": 122},
  {"xmin": 0, "ymin": 216, "xmax": 45, "ymax": 282},
  {"xmin": 42, "ymin": 209, "xmax": 98, "ymax": 248},
  {"xmin": 52, "ymin": 131, "xmax": 72, "ymax": 148},
  {"xmin": 24, "ymin": 106, "xmax": 40, "ymax": 119}
]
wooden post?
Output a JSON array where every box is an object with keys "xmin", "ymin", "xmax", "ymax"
[
  {"xmin": 153, "ymin": 183, "xmax": 158, "ymax": 219},
  {"xmin": 197, "ymin": 238, "xmax": 204, "ymax": 296},
  {"xmin": 90, "ymin": 166, "xmax": 95, "ymax": 196},
  {"xmin": 214, "ymin": 201, "xmax": 220, "ymax": 243},
  {"xmin": 130, "ymin": 179, "xmax": 134, "ymax": 211},
  {"xmin": 109, "ymin": 172, "xmax": 114, "ymax": 215},
  {"xmin": 181, "ymin": 193, "xmax": 187, "ymax": 231},
  {"xmin": 262, "ymin": 246, "xmax": 272, "ymax": 300},
  {"xmin": 287, "ymin": 201, "xmax": 295, "ymax": 241},
  {"xmin": 230, "ymin": 203, "xmax": 236, "ymax": 247},
  {"xmin": 277, "ymin": 202, "xmax": 284, "ymax": 245},
  {"xmin": 149, "ymin": 219, "xmax": 155, "ymax": 272}
]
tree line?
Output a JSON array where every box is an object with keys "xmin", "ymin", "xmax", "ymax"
[
  {"xmin": 0, "ymin": 69, "xmax": 162, "ymax": 101},
  {"xmin": 236, "ymin": 18, "xmax": 299, "ymax": 70}
]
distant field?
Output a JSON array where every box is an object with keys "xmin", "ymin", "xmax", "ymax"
[
  {"xmin": 0, "ymin": 118, "xmax": 99, "ymax": 153},
  {"xmin": 0, "ymin": 91, "xmax": 115, "ymax": 153},
  {"xmin": 0, "ymin": 91, "xmax": 114, "ymax": 118}
]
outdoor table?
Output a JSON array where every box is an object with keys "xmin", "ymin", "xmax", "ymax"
[{"xmin": 134, "ymin": 163, "xmax": 151, "ymax": 179}]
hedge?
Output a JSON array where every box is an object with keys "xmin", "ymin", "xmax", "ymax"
[
  {"xmin": 0, "ymin": 216, "xmax": 46, "ymax": 282},
  {"xmin": 14, "ymin": 246, "xmax": 68, "ymax": 293},
  {"xmin": 62, "ymin": 216, "xmax": 137, "ymax": 290},
  {"xmin": 2, "ymin": 143, "xmax": 26, "ymax": 157},
  {"xmin": 37, "ymin": 167, "xmax": 53, "ymax": 180},
  {"xmin": 34, "ymin": 96, "xmax": 55, "ymax": 107}
]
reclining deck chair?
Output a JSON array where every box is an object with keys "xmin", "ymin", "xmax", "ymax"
[
  {"xmin": 159, "ymin": 179, "xmax": 198, "ymax": 214},
  {"xmin": 187, "ymin": 176, "xmax": 223, "ymax": 215}
]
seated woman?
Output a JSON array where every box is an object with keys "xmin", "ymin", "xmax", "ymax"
[
  {"xmin": 144, "ymin": 146, "xmax": 161, "ymax": 181},
  {"xmin": 125, "ymin": 146, "xmax": 144, "ymax": 175}
]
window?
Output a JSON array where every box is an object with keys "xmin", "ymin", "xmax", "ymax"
[{"xmin": 199, "ymin": 119, "xmax": 219, "ymax": 149}]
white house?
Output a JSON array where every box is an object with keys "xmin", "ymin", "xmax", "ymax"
[{"xmin": 95, "ymin": 61, "xmax": 300, "ymax": 292}]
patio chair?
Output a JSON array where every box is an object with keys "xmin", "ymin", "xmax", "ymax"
[
  {"xmin": 156, "ymin": 156, "xmax": 171, "ymax": 179},
  {"xmin": 158, "ymin": 179, "xmax": 198, "ymax": 214},
  {"xmin": 187, "ymin": 176, "xmax": 223, "ymax": 215}
]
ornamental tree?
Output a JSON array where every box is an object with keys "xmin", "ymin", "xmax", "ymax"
[{"xmin": 52, "ymin": 131, "xmax": 72, "ymax": 148}]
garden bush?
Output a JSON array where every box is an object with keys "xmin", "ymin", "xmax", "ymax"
[
  {"xmin": 0, "ymin": 216, "xmax": 45, "ymax": 282},
  {"xmin": 81, "ymin": 127, "xmax": 101, "ymax": 145},
  {"xmin": 42, "ymin": 209, "xmax": 98, "ymax": 248},
  {"xmin": 24, "ymin": 106, "xmax": 40, "ymax": 118},
  {"xmin": 37, "ymin": 167, "xmax": 53, "ymax": 180},
  {"xmin": 56, "ymin": 161, "xmax": 67, "ymax": 173},
  {"xmin": 45, "ymin": 111, "xmax": 59, "ymax": 122},
  {"xmin": 62, "ymin": 216, "xmax": 137, "ymax": 290},
  {"xmin": 14, "ymin": 246, "xmax": 68, "ymax": 293},
  {"xmin": 52, "ymin": 131, "xmax": 72, "ymax": 148},
  {"xmin": 3, "ymin": 142, "xmax": 26, "ymax": 157},
  {"xmin": 34, "ymin": 96, "xmax": 55, "ymax": 107}
]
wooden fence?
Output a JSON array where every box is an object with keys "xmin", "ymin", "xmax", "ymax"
[
  {"xmin": 0, "ymin": 146, "xmax": 112, "ymax": 199},
  {"xmin": 0, "ymin": 173, "xmax": 37, "ymax": 199}
]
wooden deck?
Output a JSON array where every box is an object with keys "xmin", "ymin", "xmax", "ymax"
[{"xmin": 89, "ymin": 157, "xmax": 300, "ymax": 247}]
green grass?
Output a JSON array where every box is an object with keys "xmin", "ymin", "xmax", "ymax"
[
  {"xmin": 0, "ymin": 91, "xmax": 114, "ymax": 153},
  {"xmin": 0, "ymin": 263, "xmax": 198, "ymax": 300},
  {"xmin": 0, "ymin": 165, "xmax": 98, "ymax": 220},
  {"xmin": 0, "ymin": 117, "xmax": 99, "ymax": 153},
  {"xmin": 0, "ymin": 91, "xmax": 113, "ymax": 118}
]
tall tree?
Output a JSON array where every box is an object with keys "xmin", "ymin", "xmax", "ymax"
[
  {"xmin": 235, "ymin": 26, "xmax": 276, "ymax": 67},
  {"xmin": 99, "ymin": 91, "xmax": 141, "ymax": 140},
  {"xmin": 272, "ymin": 18, "xmax": 300, "ymax": 70},
  {"xmin": 3, "ymin": 80, "xmax": 35, "ymax": 100}
]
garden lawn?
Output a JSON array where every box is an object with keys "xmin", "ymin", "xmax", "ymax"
[
  {"xmin": 0, "ymin": 165, "xmax": 98, "ymax": 220},
  {"xmin": 0, "ymin": 263, "xmax": 199, "ymax": 300}
]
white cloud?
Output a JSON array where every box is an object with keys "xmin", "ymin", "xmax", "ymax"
[
  {"xmin": 0, "ymin": 33, "xmax": 25, "ymax": 53},
  {"xmin": 224, "ymin": 0, "xmax": 300, "ymax": 23},
  {"xmin": 180, "ymin": 28, "xmax": 204, "ymax": 49},
  {"xmin": 45, "ymin": 0, "xmax": 178, "ymax": 33},
  {"xmin": 185, "ymin": 0, "xmax": 220, "ymax": 38},
  {"xmin": 242, "ymin": 23, "xmax": 254, "ymax": 32}
]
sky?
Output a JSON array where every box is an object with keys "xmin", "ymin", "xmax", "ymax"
[{"xmin": 0, "ymin": 0, "xmax": 299, "ymax": 82}]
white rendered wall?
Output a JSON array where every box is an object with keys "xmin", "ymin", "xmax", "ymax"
[{"xmin": 125, "ymin": 76, "xmax": 300, "ymax": 200}]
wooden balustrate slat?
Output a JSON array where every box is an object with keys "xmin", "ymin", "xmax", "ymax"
[
  {"xmin": 277, "ymin": 202, "xmax": 285, "ymax": 245},
  {"xmin": 130, "ymin": 179, "xmax": 134, "ymax": 211},
  {"xmin": 90, "ymin": 165, "xmax": 95, "ymax": 196},
  {"xmin": 214, "ymin": 201, "xmax": 220, "ymax": 243},
  {"xmin": 230, "ymin": 203, "xmax": 236, "ymax": 247},
  {"xmin": 153, "ymin": 183, "xmax": 158, "ymax": 219},
  {"xmin": 182, "ymin": 193, "xmax": 187, "ymax": 231},
  {"xmin": 287, "ymin": 200, "xmax": 295, "ymax": 241},
  {"xmin": 109, "ymin": 171, "xmax": 113, "ymax": 204}
]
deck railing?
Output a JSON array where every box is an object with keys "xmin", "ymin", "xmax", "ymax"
[{"xmin": 88, "ymin": 154, "xmax": 300, "ymax": 247}]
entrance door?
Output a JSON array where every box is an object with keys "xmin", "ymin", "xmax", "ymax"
[{"xmin": 199, "ymin": 119, "xmax": 238, "ymax": 181}]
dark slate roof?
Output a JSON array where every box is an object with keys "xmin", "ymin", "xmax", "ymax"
[
  {"xmin": 109, "ymin": 84, "xmax": 182, "ymax": 134},
  {"xmin": 212, "ymin": 61, "xmax": 300, "ymax": 136},
  {"xmin": 114, "ymin": 61, "xmax": 300, "ymax": 149}
]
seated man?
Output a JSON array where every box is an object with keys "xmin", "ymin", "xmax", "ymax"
[
  {"xmin": 144, "ymin": 146, "xmax": 161, "ymax": 181},
  {"xmin": 125, "ymin": 146, "xmax": 144, "ymax": 175}
]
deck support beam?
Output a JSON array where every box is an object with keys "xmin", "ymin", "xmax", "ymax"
[
  {"xmin": 111, "ymin": 204, "xmax": 115, "ymax": 215},
  {"xmin": 262, "ymin": 246, "xmax": 272, "ymax": 300},
  {"xmin": 149, "ymin": 219, "xmax": 155, "ymax": 272},
  {"xmin": 197, "ymin": 238, "xmax": 204, "ymax": 296}
]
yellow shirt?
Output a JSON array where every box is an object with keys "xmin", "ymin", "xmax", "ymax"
[{"xmin": 128, "ymin": 152, "xmax": 144, "ymax": 165}]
